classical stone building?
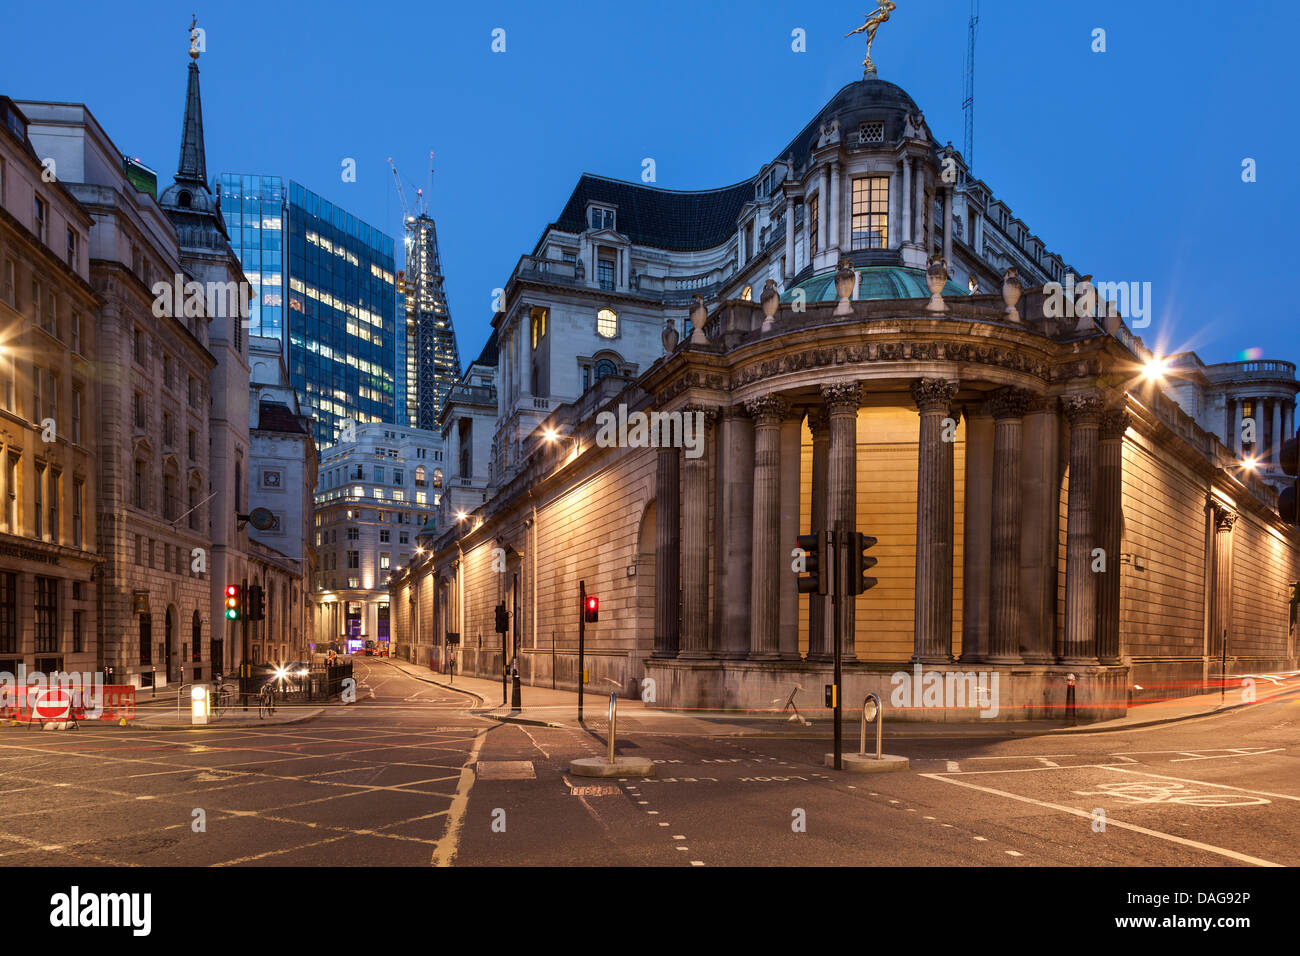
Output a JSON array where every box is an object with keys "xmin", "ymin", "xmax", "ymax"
[
  {"xmin": 392, "ymin": 73, "xmax": 1299, "ymax": 720},
  {"xmin": 313, "ymin": 421, "xmax": 441, "ymax": 654},
  {"xmin": 0, "ymin": 98, "xmax": 102, "ymax": 679}
]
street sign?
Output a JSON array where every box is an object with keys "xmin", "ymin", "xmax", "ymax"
[{"xmin": 32, "ymin": 688, "xmax": 72, "ymax": 721}]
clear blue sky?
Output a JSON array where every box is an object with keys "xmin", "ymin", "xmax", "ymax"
[{"xmin": 3, "ymin": 0, "xmax": 1296, "ymax": 368}]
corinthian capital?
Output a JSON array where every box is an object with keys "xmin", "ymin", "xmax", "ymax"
[
  {"xmin": 743, "ymin": 395, "xmax": 789, "ymax": 426},
  {"xmin": 820, "ymin": 381, "xmax": 862, "ymax": 411},
  {"xmin": 910, "ymin": 378, "xmax": 958, "ymax": 413},
  {"xmin": 1100, "ymin": 408, "xmax": 1132, "ymax": 440},
  {"xmin": 1061, "ymin": 391, "xmax": 1105, "ymax": 425},
  {"xmin": 988, "ymin": 387, "xmax": 1035, "ymax": 421}
]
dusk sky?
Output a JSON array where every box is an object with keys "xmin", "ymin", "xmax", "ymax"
[{"xmin": 3, "ymin": 0, "xmax": 1295, "ymax": 368}]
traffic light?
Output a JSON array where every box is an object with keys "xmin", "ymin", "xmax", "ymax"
[
  {"xmin": 224, "ymin": 585, "xmax": 241, "ymax": 621},
  {"xmin": 247, "ymin": 584, "xmax": 265, "ymax": 622},
  {"xmin": 795, "ymin": 533, "xmax": 827, "ymax": 595},
  {"xmin": 1280, "ymin": 436, "xmax": 1298, "ymax": 525},
  {"xmin": 849, "ymin": 532, "xmax": 879, "ymax": 595},
  {"xmin": 584, "ymin": 595, "xmax": 599, "ymax": 623},
  {"xmin": 494, "ymin": 603, "xmax": 509, "ymax": 634}
]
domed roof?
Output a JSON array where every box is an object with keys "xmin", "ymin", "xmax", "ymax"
[
  {"xmin": 778, "ymin": 78, "xmax": 927, "ymax": 169},
  {"xmin": 780, "ymin": 266, "xmax": 968, "ymax": 305}
]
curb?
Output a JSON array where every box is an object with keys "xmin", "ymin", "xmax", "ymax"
[
  {"xmin": 127, "ymin": 707, "xmax": 327, "ymax": 731},
  {"xmin": 376, "ymin": 659, "xmax": 486, "ymax": 707}
]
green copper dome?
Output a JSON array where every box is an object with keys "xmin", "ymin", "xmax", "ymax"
[{"xmin": 779, "ymin": 266, "xmax": 969, "ymax": 304}]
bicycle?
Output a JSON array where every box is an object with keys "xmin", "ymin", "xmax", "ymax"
[
  {"xmin": 212, "ymin": 678, "xmax": 235, "ymax": 718},
  {"xmin": 258, "ymin": 682, "xmax": 277, "ymax": 720}
]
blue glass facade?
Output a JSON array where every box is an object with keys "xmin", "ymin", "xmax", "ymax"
[{"xmin": 217, "ymin": 174, "xmax": 399, "ymax": 449}]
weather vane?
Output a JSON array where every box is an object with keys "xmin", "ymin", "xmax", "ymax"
[
  {"xmin": 189, "ymin": 14, "xmax": 201, "ymax": 60},
  {"xmin": 845, "ymin": 2, "xmax": 897, "ymax": 78}
]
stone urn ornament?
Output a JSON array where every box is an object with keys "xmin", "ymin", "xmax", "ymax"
[
  {"xmin": 1001, "ymin": 266, "xmax": 1022, "ymax": 321},
  {"xmin": 833, "ymin": 258, "xmax": 856, "ymax": 316},
  {"xmin": 925, "ymin": 254, "xmax": 948, "ymax": 312},
  {"xmin": 661, "ymin": 317, "xmax": 679, "ymax": 353},
  {"xmin": 689, "ymin": 293, "xmax": 709, "ymax": 344},
  {"xmin": 759, "ymin": 278, "xmax": 780, "ymax": 331}
]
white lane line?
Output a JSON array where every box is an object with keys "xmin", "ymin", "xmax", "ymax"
[
  {"xmin": 921, "ymin": 772, "xmax": 1284, "ymax": 867},
  {"xmin": 430, "ymin": 726, "xmax": 488, "ymax": 867},
  {"xmin": 1169, "ymin": 749, "xmax": 1284, "ymax": 763},
  {"xmin": 1098, "ymin": 765, "xmax": 1300, "ymax": 801}
]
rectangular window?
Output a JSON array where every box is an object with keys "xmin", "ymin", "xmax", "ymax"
[
  {"xmin": 347, "ymin": 550, "xmax": 359, "ymax": 569},
  {"xmin": 0, "ymin": 344, "xmax": 12, "ymax": 411},
  {"xmin": 851, "ymin": 176, "xmax": 889, "ymax": 250},
  {"xmin": 71, "ymin": 385, "xmax": 82, "ymax": 444},
  {"xmin": 598, "ymin": 258, "xmax": 615, "ymax": 291},
  {"xmin": 73, "ymin": 479, "xmax": 83, "ymax": 548},
  {"xmin": 346, "ymin": 527, "xmax": 359, "ymax": 540},
  {"xmin": 34, "ymin": 195, "xmax": 48, "ymax": 243},
  {"xmin": 72, "ymin": 609, "xmax": 84, "ymax": 654},
  {"xmin": 379, "ymin": 529, "xmax": 389, "ymax": 543},
  {"xmin": 133, "ymin": 391, "xmax": 144, "ymax": 429},
  {"xmin": 66, "ymin": 226, "xmax": 78, "ymax": 269},
  {"xmin": 393, "ymin": 470, "xmax": 403, "ymax": 486},
  {"xmin": 34, "ymin": 461, "xmax": 44, "ymax": 539},
  {"xmin": 134, "ymin": 459, "xmax": 146, "ymax": 509},
  {"xmin": 34, "ymin": 576, "xmax": 57, "ymax": 653},
  {"xmin": 374, "ymin": 466, "xmax": 384, "ymax": 483},
  {"xmin": 0, "ymin": 572, "xmax": 15, "ymax": 653},
  {"xmin": 4, "ymin": 452, "xmax": 15, "ymax": 532},
  {"xmin": 399, "ymin": 532, "xmax": 409, "ymax": 545},
  {"xmin": 187, "ymin": 429, "xmax": 197, "ymax": 460},
  {"xmin": 48, "ymin": 468, "xmax": 59, "ymax": 543},
  {"xmin": 134, "ymin": 328, "xmax": 145, "ymax": 365},
  {"xmin": 810, "ymin": 194, "xmax": 819, "ymax": 255},
  {"xmin": 379, "ymin": 553, "xmax": 390, "ymax": 570},
  {"xmin": 1, "ymin": 257, "xmax": 14, "ymax": 307}
]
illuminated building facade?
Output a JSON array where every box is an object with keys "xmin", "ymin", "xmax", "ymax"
[
  {"xmin": 402, "ymin": 212, "xmax": 461, "ymax": 431},
  {"xmin": 217, "ymin": 175, "xmax": 399, "ymax": 449}
]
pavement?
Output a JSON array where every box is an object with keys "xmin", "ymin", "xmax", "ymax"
[{"xmin": 378, "ymin": 657, "xmax": 1300, "ymax": 738}]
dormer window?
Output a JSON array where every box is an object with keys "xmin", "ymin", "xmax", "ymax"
[
  {"xmin": 856, "ymin": 121, "xmax": 885, "ymax": 146},
  {"xmin": 589, "ymin": 205, "xmax": 615, "ymax": 231}
]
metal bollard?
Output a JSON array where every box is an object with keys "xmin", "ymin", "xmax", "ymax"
[
  {"xmin": 607, "ymin": 692, "xmax": 617, "ymax": 764},
  {"xmin": 1065, "ymin": 673, "xmax": 1077, "ymax": 727},
  {"xmin": 859, "ymin": 693, "xmax": 883, "ymax": 760}
]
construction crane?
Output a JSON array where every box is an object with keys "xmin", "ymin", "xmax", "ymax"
[
  {"xmin": 961, "ymin": 0, "xmax": 979, "ymax": 175},
  {"xmin": 388, "ymin": 151, "xmax": 435, "ymax": 223}
]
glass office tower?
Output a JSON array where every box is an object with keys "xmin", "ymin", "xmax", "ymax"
[
  {"xmin": 216, "ymin": 173, "xmax": 285, "ymax": 340},
  {"xmin": 217, "ymin": 175, "xmax": 399, "ymax": 449}
]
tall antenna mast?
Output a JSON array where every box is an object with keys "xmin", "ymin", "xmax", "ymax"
[{"xmin": 962, "ymin": 0, "xmax": 979, "ymax": 174}]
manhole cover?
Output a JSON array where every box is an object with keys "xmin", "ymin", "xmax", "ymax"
[{"xmin": 476, "ymin": 760, "xmax": 536, "ymax": 780}]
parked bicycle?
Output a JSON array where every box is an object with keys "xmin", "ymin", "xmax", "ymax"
[
  {"xmin": 258, "ymin": 682, "xmax": 277, "ymax": 720},
  {"xmin": 212, "ymin": 677, "xmax": 235, "ymax": 717}
]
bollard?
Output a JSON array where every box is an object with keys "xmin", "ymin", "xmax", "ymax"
[
  {"xmin": 1065, "ymin": 673, "xmax": 1077, "ymax": 727},
  {"xmin": 607, "ymin": 692, "xmax": 617, "ymax": 765},
  {"xmin": 859, "ymin": 693, "xmax": 883, "ymax": 760}
]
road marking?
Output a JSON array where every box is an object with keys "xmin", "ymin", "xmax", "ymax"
[
  {"xmin": 1169, "ymin": 748, "xmax": 1284, "ymax": 763},
  {"xmin": 1098, "ymin": 765, "xmax": 1300, "ymax": 802},
  {"xmin": 1006, "ymin": 850, "xmax": 1023, "ymax": 857},
  {"xmin": 430, "ymin": 727, "xmax": 487, "ymax": 867},
  {"xmin": 691, "ymin": 861, "xmax": 705, "ymax": 866},
  {"xmin": 922, "ymin": 772, "xmax": 1284, "ymax": 867},
  {"xmin": 946, "ymin": 760, "xmax": 960, "ymax": 772},
  {"xmin": 973, "ymin": 836, "xmax": 987, "ymax": 841}
]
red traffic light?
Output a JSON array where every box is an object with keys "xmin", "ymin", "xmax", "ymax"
[
  {"xmin": 225, "ymin": 585, "xmax": 238, "ymax": 597},
  {"xmin": 584, "ymin": 596, "xmax": 599, "ymax": 623}
]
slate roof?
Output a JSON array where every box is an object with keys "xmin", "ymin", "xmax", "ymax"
[
  {"xmin": 775, "ymin": 78, "xmax": 923, "ymax": 171},
  {"xmin": 257, "ymin": 401, "xmax": 307, "ymax": 434},
  {"xmin": 471, "ymin": 327, "xmax": 499, "ymax": 368},
  {"xmin": 551, "ymin": 174, "xmax": 755, "ymax": 252}
]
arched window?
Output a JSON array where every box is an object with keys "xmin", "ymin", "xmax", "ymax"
[
  {"xmin": 432, "ymin": 468, "xmax": 443, "ymax": 490},
  {"xmin": 596, "ymin": 308, "xmax": 618, "ymax": 338},
  {"xmin": 741, "ymin": 285, "xmax": 753, "ymax": 301},
  {"xmin": 415, "ymin": 465, "xmax": 426, "ymax": 487},
  {"xmin": 593, "ymin": 359, "xmax": 617, "ymax": 383}
]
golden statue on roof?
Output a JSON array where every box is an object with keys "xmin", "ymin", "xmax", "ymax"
[{"xmin": 845, "ymin": 2, "xmax": 898, "ymax": 77}]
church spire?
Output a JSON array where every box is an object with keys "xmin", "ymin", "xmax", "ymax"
[{"xmin": 176, "ymin": 16, "xmax": 207, "ymax": 185}]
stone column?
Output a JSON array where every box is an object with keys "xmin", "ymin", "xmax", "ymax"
[
  {"xmin": 1211, "ymin": 505, "xmax": 1236, "ymax": 662},
  {"xmin": 817, "ymin": 166, "xmax": 830, "ymax": 261},
  {"xmin": 746, "ymin": 396, "xmax": 787, "ymax": 660},
  {"xmin": 680, "ymin": 406, "xmax": 717, "ymax": 658},
  {"xmin": 653, "ymin": 444, "xmax": 680, "ymax": 657},
  {"xmin": 1061, "ymin": 392, "xmax": 1104, "ymax": 663},
  {"xmin": 806, "ymin": 408, "xmax": 831, "ymax": 661},
  {"xmin": 901, "ymin": 157, "xmax": 913, "ymax": 244},
  {"xmin": 1286, "ymin": 401, "xmax": 1294, "ymax": 444},
  {"xmin": 987, "ymin": 388, "xmax": 1033, "ymax": 664},
  {"xmin": 914, "ymin": 161, "xmax": 925, "ymax": 247},
  {"xmin": 822, "ymin": 382, "xmax": 860, "ymax": 660},
  {"xmin": 942, "ymin": 186, "xmax": 954, "ymax": 265},
  {"xmin": 911, "ymin": 378, "xmax": 958, "ymax": 663},
  {"xmin": 778, "ymin": 409, "xmax": 804, "ymax": 660},
  {"xmin": 784, "ymin": 202, "xmax": 796, "ymax": 283},
  {"xmin": 959, "ymin": 403, "xmax": 993, "ymax": 663},
  {"xmin": 1097, "ymin": 408, "xmax": 1129, "ymax": 664},
  {"xmin": 1272, "ymin": 398, "xmax": 1283, "ymax": 466},
  {"xmin": 517, "ymin": 312, "xmax": 531, "ymax": 398},
  {"xmin": 1019, "ymin": 398, "xmax": 1061, "ymax": 664},
  {"xmin": 828, "ymin": 162, "xmax": 841, "ymax": 254},
  {"xmin": 722, "ymin": 406, "xmax": 754, "ymax": 658}
]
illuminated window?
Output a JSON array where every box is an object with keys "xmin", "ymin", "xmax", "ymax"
[
  {"xmin": 851, "ymin": 176, "xmax": 889, "ymax": 250},
  {"xmin": 597, "ymin": 308, "xmax": 618, "ymax": 338},
  {"xmin": 741, "ymin": 285, "xmax": 753, "ymax": 301},
  {"xmin": 809, "ymin": 194, "xmax": 819, "ymax": 254}
]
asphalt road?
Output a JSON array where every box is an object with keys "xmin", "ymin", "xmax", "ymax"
[{"xmin": 2, "ymin": 659, "xmax": 1296, "ymax": 868}]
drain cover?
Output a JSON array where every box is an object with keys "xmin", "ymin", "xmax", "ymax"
[{"xmin": 476, "ymin": 760, "xmax": 536, "ymax": 780}]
